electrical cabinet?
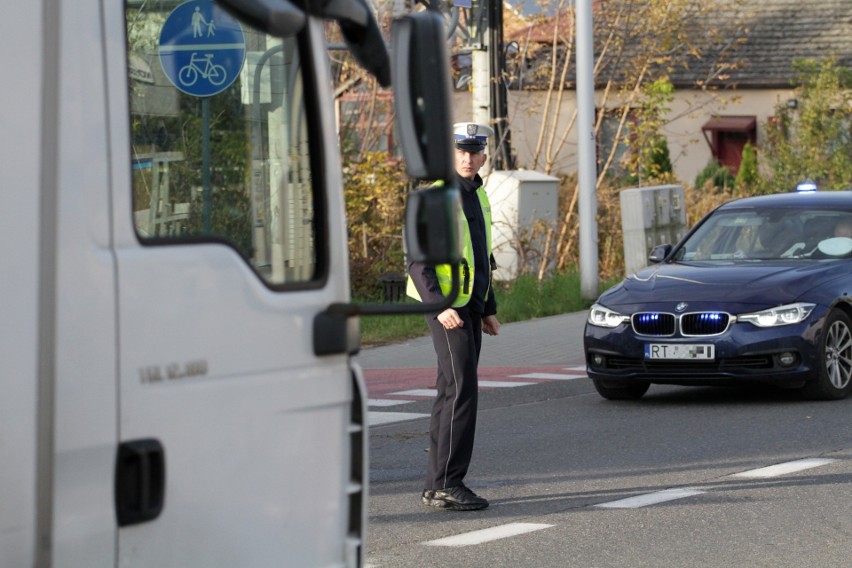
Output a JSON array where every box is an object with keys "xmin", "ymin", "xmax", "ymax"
[
  {"xmin": 485, "ymin": 170, "xmax": 559, "ymax": 281},
  {"xmin": 620, "ymin": 184, "xmax": 687, "ymax": 275}
]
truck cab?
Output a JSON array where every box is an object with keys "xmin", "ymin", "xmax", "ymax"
[{"xmin": 1, "ymin": 1, "xmax": 455, "ymax": 566}]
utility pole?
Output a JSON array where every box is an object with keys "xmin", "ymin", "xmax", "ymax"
[
  {"xmin": 488, "ymin": 0, "xmax": 512, "ymax": 170},
  {"xmin": 466, "ymin": 0, "xmax": 512, "ymax": 173},
  {"xmin": 576, "ymin": 0, "xmax": 599, "ymax": 299}
]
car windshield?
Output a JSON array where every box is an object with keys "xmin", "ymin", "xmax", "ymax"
[{"xmin": 673, "ymin": 208, "xmax": 852, "ymax": 261}]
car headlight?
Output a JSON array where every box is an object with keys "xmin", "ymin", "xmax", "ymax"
[
  {"xmin": 737, "ymin": 303, "xmax": 816, "ymax": 327},
  {"xmin": 588, "ymin": 303, "xmax": 628, "ymax": 328}
]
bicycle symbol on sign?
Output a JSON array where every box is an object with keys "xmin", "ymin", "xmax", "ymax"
[{"xmin": 178, "ymin": 52, "xmax": 227, "ymax": 87}]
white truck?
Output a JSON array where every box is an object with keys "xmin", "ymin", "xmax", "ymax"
[{"xmin": 1, "ymin": 0, "xmax": 458, "ymax": 566}]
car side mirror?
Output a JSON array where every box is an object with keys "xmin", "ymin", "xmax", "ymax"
[{"xmin": 648, "ymin": 244, "xmax": 672, "ymax": 264}]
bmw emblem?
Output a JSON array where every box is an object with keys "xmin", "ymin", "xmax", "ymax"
[{"xmin": 675, "ymin": 302, "xmax": 688, "ymax": 312}]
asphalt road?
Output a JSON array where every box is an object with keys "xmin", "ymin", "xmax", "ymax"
[{"xmin": 355, "ymin": 311, "xmax": 852, "ymax": 568}]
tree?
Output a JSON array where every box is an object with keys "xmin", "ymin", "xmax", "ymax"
[
  {"xmin": 734, "ymin": 141, "xmax": 758, "ymax": 192},
  {"xmin": 761, "ymin": 58, "xmax": 852, "ymax": 192},
  {"xmin": 343, "ymin": 152, "xmax": 411, "ymax": 299},
  {"xmin": 507, "ymin": 0, "xmax": 751, "ymax": 271}
]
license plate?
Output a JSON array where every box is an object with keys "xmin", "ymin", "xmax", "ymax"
[{"xmin": 645, "ymin": 343, "xmax": 715, "ymax": 360}]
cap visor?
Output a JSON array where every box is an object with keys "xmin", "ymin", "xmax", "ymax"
[{"xmin": 455, "ymin": 141, "xmax": 486, "ymax": 151}]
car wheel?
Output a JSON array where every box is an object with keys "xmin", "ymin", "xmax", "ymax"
[
  {"xmin": 592, "ymin": 378, "xmax": 650, "ymax": 400},
  {"xmin": 804, "ymin": 309, "xmax": 852, "ymax": 400}
]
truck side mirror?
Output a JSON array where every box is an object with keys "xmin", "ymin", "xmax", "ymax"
[
  {"xmin": 391, "ymin": 11, "xmax": 453, "ymax": 181},
  {"xmin": 404, "ymin": 185, "xmax": 461, "ymax": 265},
  {"xmin": 314, "ymin": 8, "xmax": 460, "ymax": 355}
]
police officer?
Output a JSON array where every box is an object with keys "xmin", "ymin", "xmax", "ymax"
[{"xmin": 407, "ymin": 122, "xmax": 500, "ymax": 511}]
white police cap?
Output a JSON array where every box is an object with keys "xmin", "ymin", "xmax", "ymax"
[{"xmin": 453, "ymin": 122, "xmax": 493, "ymax": 151}]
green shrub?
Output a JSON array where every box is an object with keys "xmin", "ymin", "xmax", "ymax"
[
  {"xmin": 734, "ymin": 141, "xmax": 759, "ymax": 191},
  {"xmin": 695, "ymin": 159, "xmax": 735, "ymax": 192}
]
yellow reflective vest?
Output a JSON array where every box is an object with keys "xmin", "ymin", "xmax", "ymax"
[{"xmin": 406, "ymin": 184, "xmax": 492, "ymax": 308}]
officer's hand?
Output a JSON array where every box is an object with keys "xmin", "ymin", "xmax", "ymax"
[
  {"xmin": 437, "ymin": 308, "xmax": 462, "ymax": 330},
  {"xmin": 482, "ymin": 315, "xmax": 500, "ymax": 336}
]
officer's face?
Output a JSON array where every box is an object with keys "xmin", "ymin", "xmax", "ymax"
[{"xmin": 454, "ymin": 148, "xmax": 487, "ymax": 179}]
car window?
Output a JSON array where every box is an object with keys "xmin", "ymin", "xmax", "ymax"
[{"xmin": 677, "ymin": 209, "xmax": 852, "ymax": 261}]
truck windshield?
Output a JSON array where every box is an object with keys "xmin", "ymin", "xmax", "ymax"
[{"xmin": 126, "ymin": 0, "xmax": 319, "ymax": 286}]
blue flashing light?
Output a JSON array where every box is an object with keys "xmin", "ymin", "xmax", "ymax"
[{"xmin": 796, "ymin": 179, "xmax": 818, "ymax": 193}]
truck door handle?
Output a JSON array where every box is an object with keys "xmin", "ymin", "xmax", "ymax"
[{"xmin": 115, "ymin": 438, "xmax": 166, "ymax": 527}]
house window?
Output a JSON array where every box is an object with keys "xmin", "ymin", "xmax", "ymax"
[{"xmin": 701, "ymin": 116, "xmax": 757, "ymax": 176}]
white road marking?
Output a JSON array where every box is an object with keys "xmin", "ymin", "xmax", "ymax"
[
  {"xmin": 390, "ymin": 389, "xmax": 438, "ymax": 397},
  {"xmin": 511, "ymin": 372, "xmax": 583, "ymax": 380},
  {"xmin": 368, "ymin": 412, "xmax": 429, "ymax": 426},
  {"xmin": 595, "ymin": 488, "xmax": 705, "ymax": 509},
  {"xmin": 565, "ymin": 365, "xmax": 588, "ymax": 372},
  {"xmin": 479, "ymin": 380, "xmax": 537, "ymax": 387},
  {"xmin": 368, "ymin": 398, "xmax": 414, "ymax": 407},
  {"xmin": 423, "ymin": 523, "xmax": 553, "ymax": 547},
  {"xmin": 390, "ymin": 380, "xmax": 536, "ymax": 398},
  {"xmin": 732, "ymin": 458, "xmax": 837, "ymax": 479}
]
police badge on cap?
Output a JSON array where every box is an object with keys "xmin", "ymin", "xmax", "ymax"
[{"xmin": 453, "ymin": 122, "xmax": 494, "ymax": 152}]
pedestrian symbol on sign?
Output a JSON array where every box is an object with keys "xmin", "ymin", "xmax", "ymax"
[
  {"xmin": 159, "ymin": 0, "xmax": 245, "ymax": 97},
  {"xmin": 191, "ymin": 6, "xmax": 217, "ymax": 37}
]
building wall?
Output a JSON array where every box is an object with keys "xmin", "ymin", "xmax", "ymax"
[{"xmin": 453, "ymin": 87, "xmax": 797, "ymax": 186}]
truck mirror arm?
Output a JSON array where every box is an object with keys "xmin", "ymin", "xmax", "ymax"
[
  {"xmin": 391, "ymin": 11, "xmax": 453, "ymax": 181},
  {"xmin": 216, "ymin": 0, "xmax": 306, "ymax": 36},
  {"xmin": 296, "ymin": 0, "xmax": 391, "ymax": 86},
  {"xmin": 313, "ymin": 271, "xmax": 459, "ymax": 356},
  {"xmin": 220, "ymin": 0, "xmax": 391, "ymax": 85}
]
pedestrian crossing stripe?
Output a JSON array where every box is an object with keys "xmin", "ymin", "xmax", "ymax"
[
  {"xmin": 368, "ymin": 367, "xmax": 590, "ymax": 426},
  {"xmin": 368, "ymin": 411, "xmax": 429, "ymax": 426},
  {"xmin": 479, "ymin": 380, "xmax": 537, "ymax": 387},
  {"xmin": 423, "ymin": 522, "xmax": 553, "ymax": 547},
  {"xmin": 368, "ymin": 398, "xmax": 415, "ymax": 407},
  {"xmin": 388, "ymin": 389, "xmax": 437, "ymax": 398},
  {"xmin": 596, "ymin": 488, "xmax": 705, "ymax": 509},
  {"xmin": 387, "ymin": 379, "xmax": 544, "ymax": 399},
  {"xmin": 732, "ymin": 458, "xmax": 836, "ymax": 478},
  {"xmin": 510, "ymin": 372, "xmax": 582, "ymax": 380}
]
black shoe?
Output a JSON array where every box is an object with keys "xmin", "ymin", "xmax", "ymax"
[
  {"xmin": 421, "ymin": 490, "xmax": 436, "ymax": 506},
  {"xmin": 431, "ymin": 485, "xmax": 488, "ymax": 511}
]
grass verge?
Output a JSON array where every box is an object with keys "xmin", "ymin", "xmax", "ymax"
[{"xmin": 359, "ymin": 270, "xmax": 615, "ymax": 347}]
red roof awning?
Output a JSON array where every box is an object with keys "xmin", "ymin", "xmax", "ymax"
[{"xmin": 702, "ymin": 116, "xmax": 757, "ymax": 132}]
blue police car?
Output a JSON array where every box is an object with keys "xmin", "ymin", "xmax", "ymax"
[{"xmin": 584, "ymin": 187, "xmax": 852, "ymax": 400}]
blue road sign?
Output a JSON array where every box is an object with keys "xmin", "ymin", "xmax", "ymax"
[{"xmin": 159, "ymin": 0, "xmax": 246, "ymax": 97}]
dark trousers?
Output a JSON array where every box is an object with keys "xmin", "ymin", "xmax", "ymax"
[{"xmin": 424, "ymin": 306, "xmax": 483, "ymax": 490}]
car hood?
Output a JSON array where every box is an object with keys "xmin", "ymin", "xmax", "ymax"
[{"xmin": 600, "ymin": 261, "xmax": 847, "ymax": 309}]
